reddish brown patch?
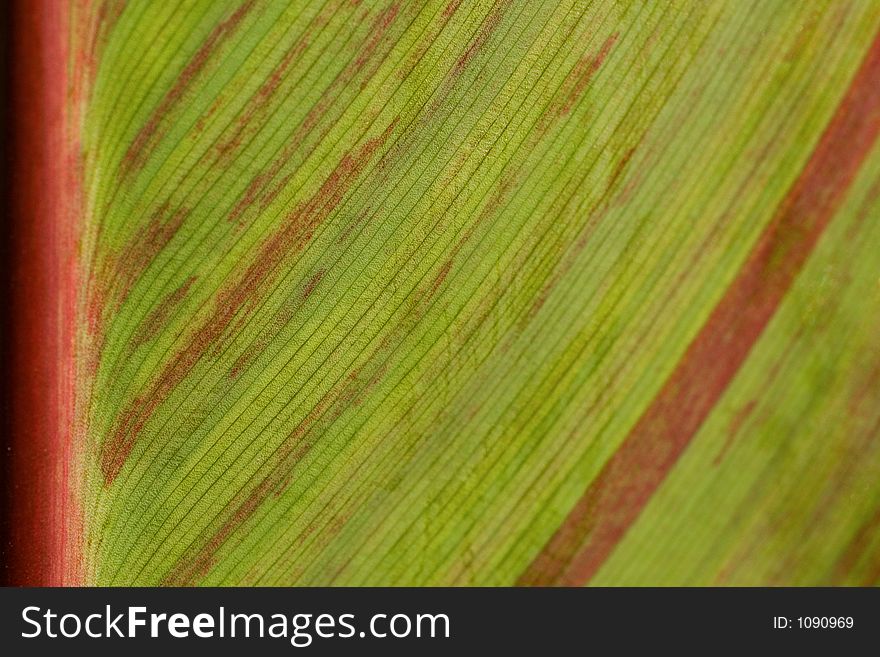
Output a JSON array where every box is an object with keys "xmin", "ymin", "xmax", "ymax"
[
  {"xmin": 428, "ymin": 259, "xmax": 453, "ymax": 297},
  {"xmin": 229, "ymin": 269, "xmax": 325, "ymax": 379},
  {"xmin": 80, "ymin": 0, "xmax": 125, "ymax": 97},
  {"xmin": 337, "ymin": 204, "xmax": 373, "ymax": 243},
  {"xmin": 518, "ymin": 29, "xmax": 880, "ymax": 586},
  {"xmin": 163, "ymin": 214, "xmax": 458, "ymax": 584},
  {"xmin": 858, "ymin": 552, "xmax": 880, "ymax": 586},
  {"xmin": 84, "ymin": 204, "xmax": 187, "ymax": 378},
  {"xmin": 284, "ymin": 511, "xmax": 355, "ymax": 584},
  {"xmin": 419, "ymin": 27, "xmax": 622, "ymax": 341},
  {"xmin": 534, "ymin": 32, "xmax": 618, "ymax": 138},
  {"xmin": 161, "ymin": 470, "xmax": 286, "ymax": 585},
  {"xmin": 228, "ymin": 350, "xmax": 253, "ymax": 380},
  {"xmin": 229, "ymin": 170, "xmax": 269, "ymax": 223},
  {"xmin": 213, "ymin": 34, "xmax": 311, "ymax": 165},
  {"xmin": 353, "ymin": 3, "xmax": 400, "ymax": 73},
  {"xmin": 110, "ymin": 204, "xmax": 189, "ymax": 308},
  {"xmin": 848, "ymin": 357, "xmax": 880, "ymax": 416},
  {"xmin": 443, "ymin": 0, "xmax": 462, "ymax": 18},
  {"xmin": 121, "ymin": 1, "xmax": 255, "ymax": 175},
  {"xmin": 397, "ymin": 0, "xmax": 461, "ymax": 80},
  {"xmin": 162, "ymin": 373, "xmax": 363, "ymax": 584},
  {"xmin": 845, "ymin": 172, "xmax": 880, "ymax": 241},
  {"xmin": 526, "ymin": 145, "xmax": 636, "ymax": 322},
  {"xmin": 194, "ymin": 94, "xmax": 225, "ymax": 133},
  {"xmin": 712, "ymin": 400, "xmax": 757, "ymax": 466},
  {"xmin": 101, "ymin": 123, "xmax": 396, "ymax": 485},
  {"xmin": 709, "ymin": 333, "xmax": 796, "ymax": 469},
  {"xmin": 557, "ymin": 34, "xmax": 618, "ymax": 117},
  {"xmin": 132, "ymin": 276, "xmax": 196, "ymax": 346},
  {"xmin": 453, "ymin": 0, "xmax": 510, "ymax": 75},
  {"xmin": 832, "ymin": 506, "xmax": 880, "ymax": 584},
  {"xmin": 228, "ymin": 5, "xmax": 402, "ymax": 224},
  {"xmin": 301, "ymin": 268, "xmax": 326, "ymax": 300}
]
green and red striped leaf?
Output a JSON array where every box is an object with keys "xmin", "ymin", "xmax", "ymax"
[{"xmin": 8, "ymin": 0, "xmax": 880, "ymax": 586}]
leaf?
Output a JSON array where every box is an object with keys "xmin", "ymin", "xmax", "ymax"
[{"xmin": 8, "ymin": 0, "xmax": 880, "ymax": 586}]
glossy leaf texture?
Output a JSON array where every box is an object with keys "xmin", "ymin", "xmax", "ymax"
[{"xmin": 16, "ymin": 0, "xmax": 880, "ymax": 585}]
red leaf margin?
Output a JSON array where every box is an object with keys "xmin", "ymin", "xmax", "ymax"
[{"xmin": 5, "ymin": 0, "xmax": 81, "ymax": 586}]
